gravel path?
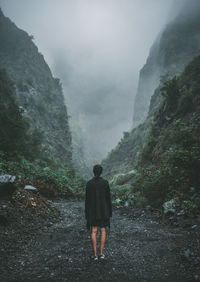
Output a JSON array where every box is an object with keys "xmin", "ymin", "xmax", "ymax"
[{"xmin": 0, "ymin": 199, "xmax": 199, "ymax": 281}]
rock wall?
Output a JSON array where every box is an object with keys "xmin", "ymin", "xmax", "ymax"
[
  {"xmin": 133, "ymin": 0, "xmax": 200, "ymax": 128},
  {"xmin": 0, "ymin": 9, "xmax": 72, "ymax": 165},
  {"xmin": 102, "ymin": 0, "xmax": 200, "ymax": 178}
]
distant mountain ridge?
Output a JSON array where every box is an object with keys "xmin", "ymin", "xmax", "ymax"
[
  {"xmin": 0, "ymin": 9, "xmax": 72, "ymax": 164},
  {"xmin": 102, "ymin": 0, "xmax": 200, "ymax": 178},
  {"xmin": 133, "ymin": 0, "xmax": 200, "ymax": 128}
]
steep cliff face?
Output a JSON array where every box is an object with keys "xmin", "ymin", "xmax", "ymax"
[
  {"xmin": 133, "ymin": 56, "xmax": 200, "ymax": 208},
  {"xmin": 102, "ymin": 0, "xmax": 200, "ymax": 178},
  {"xmin": 0, "ymin": 9, "xmax": 72, "ymax": 164},
  {"xmin": 101, "ymin": 120, "xmax": 151, "ymax": 178},
  {"xmin": 133, "ymin": 0, "xmax": 200, "ymax": 128},
  {"xmin": 105, "ymin": 56, "xmax": 200, "ymax": 209}
]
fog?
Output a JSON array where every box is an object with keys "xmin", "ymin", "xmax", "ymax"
[{"xmin": 1, "ymin": 0, "xmax": 174, "ymax": 161}]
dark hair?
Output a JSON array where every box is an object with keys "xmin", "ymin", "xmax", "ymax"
[{"xmin": 93, "ymin": 164, "xmax": 103, "ymax": 177}]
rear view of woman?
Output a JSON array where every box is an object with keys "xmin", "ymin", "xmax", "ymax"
[{"xmin": 85, "ymin": 164, "xmax": 112, "ymax": 261}]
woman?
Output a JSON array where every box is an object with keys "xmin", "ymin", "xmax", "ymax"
[{"xmin": 85, "ymin": 164, "xmax": 112, "ymax": 261}]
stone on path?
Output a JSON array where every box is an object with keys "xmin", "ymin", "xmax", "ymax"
[
  {"xmin": 163, "ymin": 199, "xmax": 177, "ymax": 214},
  {"xmin": 24, "ymin": 185, "xmax": 38, "ymax": 192}
]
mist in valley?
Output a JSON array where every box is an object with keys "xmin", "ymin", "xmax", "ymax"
[{"xmin": 1, "ymin": 0, "xmax": 179, "ymax": 175}]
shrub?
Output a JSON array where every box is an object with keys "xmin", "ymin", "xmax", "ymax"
[
  {"xmin": 0, "ymin": 69, "xmax": 41, "ymax": 159},
  {"xmin": 181, "ymin": 200, "xmax": 198, "ymax": 214},
  {"xmin": 110, "ymin": 184, "xmax": 132, "ymax": 198},
  {"xmin": 128, "ymin": 192, "xmax": 147, "ymax": 208},
  {"xmin": 0, "ymin": 153, "xmax": 85, "ymax": 198}
]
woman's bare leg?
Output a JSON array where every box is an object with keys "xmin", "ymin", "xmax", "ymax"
[
  {"xmin": 100, "ymin": 227, "xmax": 106, "ymax": 255},
  {"xmin": 91, "ymin": 226, "xmax": 98, "ymax": 256}
]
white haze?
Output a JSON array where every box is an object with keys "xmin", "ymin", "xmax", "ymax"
[{"xmin": 1, "ymin": 0, "xmax": 174, "ymax": 161}]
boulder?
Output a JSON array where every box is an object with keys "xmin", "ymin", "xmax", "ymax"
[
  {"xmin": 0, "ymin": 174, "xmax": 16, "ymax": 183},
  {"xmin": 24, "ymin": 185, "xmax": 38, "ymax": 193},
  {"xmin": 177, "ymin": 210, "xmax": 185, "ymax": 216},
  {"xmin": 163, "ymin": 199, "xmax": 177, "ymax": 214},
  {"xmin": 145, "ymin": 205, "xmax": 153, "ymax": 212},
  {"xmin": 124, "ymin": 201, "xmax": 129, "ymax": 207},
  {"xmin": 115, "ymin": 198, "xmax": 121, "ymax": 204},
  {"xmin": 184, "ymin": 249, "xmax": 191, "ymax": 259},
  {"xmin": 0, "ymin": 174, "xmax": 17, "ymax": 197}
]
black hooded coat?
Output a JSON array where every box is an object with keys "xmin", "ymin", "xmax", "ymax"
[{"xmin": 85, "ymin": 176, "xmax": 112, "ymax": 229}]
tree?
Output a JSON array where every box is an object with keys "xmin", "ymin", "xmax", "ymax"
[{"xmin": 0, "ymin": 69, "xmax": 40, "ymax": 158}]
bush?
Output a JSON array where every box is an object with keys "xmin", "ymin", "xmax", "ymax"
[
  {"xmin": 161, "ymin": 76, "xmax": 180, "ymax": 113},
  {"xmin": 128, "ymin": 192, "xmax": 147, "ymax": 208},
  {"xmin": 110, "ymin": 184, "xmax": 132, "ymax": 198},
  {"xmin": 0, "ymin": 69, "xmax": 41, "ymax": 159},
  {"xmin": 0, "ymin": 153, "xmax": 85, "ymax": 198},
  {"xmin": 181, "ymin": 200, "xmax": 198, "ymax": 215},
  {"xmin": 133, "ymin": 138, "xmax": 200, "ymax": 208},
  {"xmin": 133, "ymin": 165, "xmax": 172, "ymax": 208}
]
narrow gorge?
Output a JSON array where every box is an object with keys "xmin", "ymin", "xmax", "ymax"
[{"xmin": 0, "ymin": 1, "xmax": 200, "ymax": 281}]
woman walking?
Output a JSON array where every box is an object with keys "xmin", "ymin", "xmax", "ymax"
[{"xmin": 85, "ymin": 164, "xmax": 112, "ymax": 261}]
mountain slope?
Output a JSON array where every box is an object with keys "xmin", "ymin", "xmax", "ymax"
[
  {"xmin": 102, "ymin": 0, "xmax": 200, "ymax": 178},
  {"xmin": 133, "ymin": 55, "xmax": 200, "ymax": 208},
  {"xmin": 133, "ymin": 0, "xmax": 200, "ymax": 128},
  {"xmin": 0, "ymin": 9, "xmax": 72, "ymax": 164}
]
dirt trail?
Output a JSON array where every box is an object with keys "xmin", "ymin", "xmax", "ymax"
[{"xmin": 1, "ymin": 199, "xmax": 199, "ymax": 282}]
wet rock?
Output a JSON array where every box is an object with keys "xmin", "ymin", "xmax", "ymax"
[
  {"xmin": 24, "ymin": 185, "xmax": 38, "ymax": 192},
  {"xmin": 163, "ymin": 199, "xmax": 177, "ymax": 214},
  {"xmin": 194, "ymin": 274, "xmax": 200, "ymax": 281},
  {"xmin": 184, "ymin": 249, "xmax": 191, "ymax": 259},
  {"xmin": 177, "ymin": 210, "xmax": 185, "ymax": 216},
  {"xmin": 115, "ymin": 198, "xmax": 121, "ymax": 204},
  {"xmin": 124, "ymin": 201, "xmax": 129, "ymax": 207},
  {"xmin": 19, "ymin": 260, "xmax": 25, "ymax": 266},
  {"xmin": 145, "ymin": 205, "xmax": 153, "ymax": 212},
  {"xmin": 0, "ymin": 174, "xmax": 16, "ymax": 183},
  {"xmin": 189, "ymin": 187, "xmax": 196, "ymax": 194}
]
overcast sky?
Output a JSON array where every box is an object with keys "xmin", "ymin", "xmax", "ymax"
[{"xmin": 0, "ymin": 0, "xmax": 175, "ymax": 160}]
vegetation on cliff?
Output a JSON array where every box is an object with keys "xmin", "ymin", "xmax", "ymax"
[
  {"xmin": 103, "ymin": 1, "xmax": 200, "ymax": 180},
  {"xmin": 0, "ymin": 69, "xmax": 39, "ymax": 158},
  {"xmin": 0, "ymin": 9, "xmax": 72, "ymax": 165},
  {"xmin": 109, "ymin": 56, "xmax": 200, "ymax": 212},
  {"xmin": 132, "ymin": 0, "xmax": 200, "ymax": 127},
  {"xmin": 0, "ymin": 70, "xmax": 84, "ymax": 198},
  {"xmin": 133, "ymin": 56, "xmax": 200, "ymax": 208},
  {"xmin": 0, "ymin": 10, "xmax": 85, "ymax": 198}
]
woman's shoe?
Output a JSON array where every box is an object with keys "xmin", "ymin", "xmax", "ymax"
[
  {"xmin": 99, "ymin": 254, "xmax": 105, "ymax": 259},
  {"xmin": 92, "ymin": 255, "xmax": 98, "ymax": 261}
]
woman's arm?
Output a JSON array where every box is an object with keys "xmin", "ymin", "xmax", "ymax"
[
  {"xmin": 85, "ymin": 183, "xmax": 89, "ymax": 219},
  {"xmin": 106, "ymin": 181, "xmax": 112, "ymax": 217}
]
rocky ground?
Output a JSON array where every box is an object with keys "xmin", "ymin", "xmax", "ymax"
[{"xmin": 0, "ymin": 198, "xmax": 200, "ymax": 282}]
